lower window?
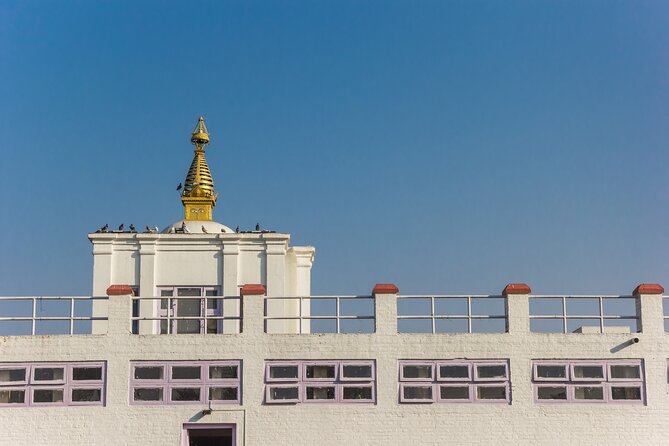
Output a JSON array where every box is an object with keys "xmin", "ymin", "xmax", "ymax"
[{"xmin": 398, "ymin": 360, "xmax": 510, "ymax": 404}]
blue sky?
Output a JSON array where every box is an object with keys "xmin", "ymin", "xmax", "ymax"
[{"xmin": 0, "ymin": 1, "xmax": 668, "ymax": 296}]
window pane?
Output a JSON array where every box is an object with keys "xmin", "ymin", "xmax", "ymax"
[
  {"xmin": 439, "ymin": 365, "xmax": 469, "ymax": 380},
  {"xmin": 134, "ymin": 366, "xmax": 163, "ymax": 380},
  {"xmin": 209, "ymin": 387, "xmax": 238, "ymax": 401},
  {"xmin": 206, "ymin": 298, "xmax": 221, "ymax": 310},
  {"xmin": 610, "ymin": 365, "xmax": 640, "ymax": 380},
  {"xmin": 0, "ymin": 389, "xmax": 25, "ymax": 404},
  {"xmin": 611, "ymin": 386, "xmax": 641, "ymax": 400},
  {"xmin": 398, "ymin": 318, "xmax": 432, "ymax": 333},
  {"xmin": 306, "ymin": 386, "xmax": 335, "ymax": 400},
  {"xmin": 574, "ymin": 386, "xmax": 604, "ymax": 400},
  {"xmin": 0, "ymin": 368, "xmax": 26, "ymax": 383},
  {"xmin": 397, "ymin": 298, "xmax": 431, "ymax": 317},
  {"xmin": 72, "ymin": 367, "xmax": 102, "ymax": 381},
  {"xmin": 343, "ymin": 387, "xmax": 372, "ymax": 400},
  {"xmin": 529, "ymin": 298, "xmax": 563, "ymax": 316},
  {"xmin": 403, "ymin": 386, "xmax": 432, "ymax": 400},
  {"xmin": 476, "ymin": 386, "xmax": 506, "ymax": 400},
  {"xmin": 440, "ymin": 386, "xmax": 469, "ymax": 400},
  {"xmin": 471, "ymin": 298, "xmax": 506, "ymax": 316},
  {"xmin": 205, "ymin": 289, "xmax": 218, "ymax": 297},
  {"xmin": 434, "ymin": 298, "xmax": 467, "ymax": 316},
  {"xmin": 209, "ymin": 366, "xmax": 237, "ymax": 380},
  {"xmin": 134, "ymin": 388, "xmax": 163, "ymax": 401},
  {"xmin": 342, "ymin": 365, "xmax": 372, "ymax": 379},
  {"xmin": 160, "ymin": 290, "xmax": 173, "ymax": 297},
  {"xmin": 172, "ymin": 366, "xmax": 201, "ymax": 380},
  {"xmin": 306, "ymin": 365, "xmax": 335, "ymax": 379},
  {"xmin": 171, "ymin": 388, "xmax": 201, "ymax": 401},
  {"xmin": 310, "ymin": 299, "xmax": 336, "ymax": 317},
  {"xmin": 602, "ymin": 298, "xmax": 637, "ymax": 317},
  {"xmin": 566, "ymin": 298, "xmax": 600, "ymax": 316},
  {"xmin": 537, "ymin": 386, "xmax": 567, "ymax": 400},
  {"xmin": 177, "ymin": 288, "xmax": 201, "ymax": 296},
  {"xmin": 33, "ymin": 389, "xmax": 64, "ymax": 403},
  {"xmin": 339, "ymin": 319, "xmax": 375, "ymax": 334},
  {"xmin": 339, "ymin": 298, "xmax": 374, "ymax": 317},
  {"xmin": 573, "ymin": 365, "xmax": 604, "ymax": 379},
  {"xmin": 269, "ymin": 365, "xmax": 298, "ymax": 380},
  {"xmin": 471, "ymin": 319, "xmax": 506, "ymax": 333},
  {"xmin": 403, "ymin": 365, "xmax": 432, "ymax": 380},
  {"xmin": 530, "ymin": 318, "xmax": 564, "ymax": 333},
  {"xmin": 536, "ymin": 365, "xmax": 566, "ymax": 379},
  {"xmin": 269, "ymin": 387, "xmax": 298, "ymax": 400},
  {"xmin": 435, "ymin": 318, "xmax": 468, "ymax": 333},
  {"xmin": 206, "ymin": 319, "xmax": 220, "ymax": 334},
  {"xmin": 72, "ymin": 388, "xmax": 102, "ymax": 402},
  {"xmin": 34, "ymin": 367, "xmax": 64, "ymax": 381},
  {"xmin": 476, "ymin": 365, "xmax": 506, "ymax": 379}
]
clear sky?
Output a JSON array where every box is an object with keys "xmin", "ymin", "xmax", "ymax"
[{"xmin": 0, "ymin": 1, "xmax": 668, "ymax": 296}]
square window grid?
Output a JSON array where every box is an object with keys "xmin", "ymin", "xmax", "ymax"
[
  {"xmin": 397, "ymin": 296, "xmax": 508, "ymax": 334},
  {"xmin": 398, "ymin": 360, "xmax": 510, "ymax": 404},
  {"xmin": 529, "ymin": 296, "xmax": 640, "ymax": 334},
  {"xmin": 130, "ymin": 361, "xmax": 241, "ymax": 405},
  {"xmin": 265, "ymin": 360, "xmax": 375, "ymax": 404},
  {"xmin": 0, "ymin": 362, "xmax": 105, "ymax": 407},
  {"xmin": 532, "ymin": 360, "xmax": 644, "ymax": 404}
]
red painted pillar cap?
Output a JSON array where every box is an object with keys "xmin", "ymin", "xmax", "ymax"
[
  {"xmin": 106, "ymin": 284, "xmax": 135, "ymax": 296},
  {"xmin": 372, "ymin": 283, "xmax": 399, "ymax": 295},
  {"xmin": 240, "ymin": 284, "xmax": 266, "ymax": 296},
  {"xmin": 502, "ymin": 283, "xmax": 531, "ymax": 296},
  {"xmin": 632, "ymin": 283, "xmax": 664, "ymax": 296}
]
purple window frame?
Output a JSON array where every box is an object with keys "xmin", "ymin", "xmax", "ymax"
[
  {"xmin": 130, "ymin": 360, "xmax": 241, "ymax": 406},
  {"xmin": 182, "ymin": 423, "xmax": 236, "ymax": 446},
  {"xmin": 0, "ymin": 362, "xmax": 106, "ymax": 408},
  {"xmin": 399, "ymin": 360, "xmax": 511, "ymax": 404},
  {"xmin": 532, "ymin": 360, "xmax": 644, "ymax": 404},
  {"xmin": 265, "ymin": 362, "xmax": 301, "ymax": 383},
  {"xmin": 264, "ymin": 360, "xmax": 376, "ymax": 405},
  {"xmin": 532, "ymin": 363, "xmax": 569, "ymax": 382}
]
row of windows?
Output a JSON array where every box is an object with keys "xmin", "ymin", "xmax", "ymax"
[{"xmin": 0, "ymin": 360, "xmax": 647, "ymax": 407}]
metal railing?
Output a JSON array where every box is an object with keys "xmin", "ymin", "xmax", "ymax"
[
  {"xmin": 396, "ymin": 295, "xmax": 508, "ymax": 333},
  {"xmin": 130, "ymin": 296, "xmax": 242, "ymax": 334},
  {"xmin": 0, "ymin": 296, "xmax": 108, "ymax": 335},
  {"xmin": 264, "ymin": 296, "xmax": 375, "ymax": 334},
  {"xmin": 529, "ymin": 295, "xmax": 640, "ymax": 333}
]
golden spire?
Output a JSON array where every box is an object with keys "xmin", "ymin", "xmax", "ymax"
[{"xmin": 181, "ymin": 116, "xmax": 219, "ymax": 221}]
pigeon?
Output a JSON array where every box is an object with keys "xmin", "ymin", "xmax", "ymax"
[
  {"xmin": 176, "ymin": 183, "xmax": 182, "ymax": 192},
  {"xmin": 145, "ymin": 225, "xmax": 152, "ymax": 233},
  {"xmin": 153, "ymin": 226, "xmax": 159, "ymax": 233},
  {"xmin": 255, "ymin": 223, "xmax": 260, "ymax": 231},
  {"xmin": 235, "ymin": 226, "xmax": 240, "ymax": 233},
  {"xmin": 98, "ymin": 224, "xmax": 108, "ymax": 233},
  {"xmin": 129, "ymin": 224, "xmax": 136, "ymax": 232},
  {"xmin": 201, "ymin": 225, "xmax": 208, "ymax": 234},
  {"xmin": 181, "ymin": 222, "xmax": 190, "ymax": 234},
  {"xmin": 118, "ymin": 223, "xmax": 124, "ymax": 231}
]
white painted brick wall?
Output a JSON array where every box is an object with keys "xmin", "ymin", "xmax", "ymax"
[{"xmin": 1, "ymin": 291, "xmax": 668, "ymax": 445}]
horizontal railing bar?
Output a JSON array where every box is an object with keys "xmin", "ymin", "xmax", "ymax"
[
  {"xmin": 0, "ymin": 296, "xmax": 108, "ymax": 300},
  {"xmin": 397, "ymin": 315, "xmax": 507, "ymax": 319},
  {"xmin": 0, "ymin": 317, "xmax": 108, "ymax": 321},
  {"xmin": 131, "ymin": 296, "xmax": 241, "ymax": 300},
  {"xmin": 398, "ymin": 295, "xmax": 497, "ymax": 298},
  {"xmin": 263, "ymin": 296, "xmax": 367, "ymax": 300},
  {"xmin": 529, "ymin": 315, "xmax": 638, "ymax": 319},
  {"xmin": 131, "ymin": 317, "xmax": 241, "ymax": 321},
  {"xmin": 530, "ymin": 295, "xmax": 633, "ymax": 298},
  {"xmin": 263, "ymin": 317, "xmax": 375, "ymax": 320}
]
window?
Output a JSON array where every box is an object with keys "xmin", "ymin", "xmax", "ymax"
[
  {"xmin": 129, "ymin": 361, "xmax": 240, "ymax": 405},
  {"xmin": 0, "ymin": 362, "xmax": 105, "ymax": 407},
  {"xmin": 398, "ymin": 360, "xmax": 509, "ymax": 404},
  {"xmin": 264, "ymin": 361, "xmax": 375, "ymax": 404},
  {"xmin": 153, "ymin": 287, "xmax": 240, "ymax": 334},
  {"xmin": 532, "ymin": 360, "xmax": 644, "ymax": 404}
]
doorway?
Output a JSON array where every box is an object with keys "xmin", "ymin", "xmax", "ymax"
[{"xmin": 183, "ymin": 423, "xmax": 235, "ymax": 446}]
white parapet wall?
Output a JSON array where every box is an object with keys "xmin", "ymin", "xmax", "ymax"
[{"xmin": 1, "ymin": 286, "xmax": 668, "ymax": 445}]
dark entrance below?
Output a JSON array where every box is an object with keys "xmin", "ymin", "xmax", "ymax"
[{"xmin": 186, "ymin": 427, "xmax": 234, "ymax": 446}]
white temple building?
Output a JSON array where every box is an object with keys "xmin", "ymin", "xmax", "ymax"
[{"xmin": 1, "ymin": 117, "xmax": 669, "ymax": 445}]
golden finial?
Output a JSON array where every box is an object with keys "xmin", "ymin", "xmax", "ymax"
[{"xmin": 181, "ymin": 116, "xmax": 219, "ymax": 221}]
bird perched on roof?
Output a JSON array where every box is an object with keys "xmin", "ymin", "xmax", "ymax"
[
  {"xmin": 255, "ymin": 223, "xmax": 260, "ymax": 231},
  {"xmin": 118, "ymin": 223, "xmax": 124, "ymax": 231},
  {"xmin": 153, "ymin": 226, "xmax": 159, "ymax": 233},
  {"xmin": 176, "ymin": 183, "xmax": 182, "ymax": 192},
  {"xmin": 235, "ymin": 226, "xmax": 240, "ymax": 233},
  {"xmin": 181, "ymin": 222, "xmax": 190, "ymax": 234},
  {"xmin": 144, "ymin": 225, "xmax": 152, "ymax": 233},
  {"xmin": 97, "ymin": 224, "xmax": 108, "ymax": 233},
  {"xmin": 129, "ymin": 224, "xmax": 136, "ymax": 232},
  {"xmin": 201, "ymin": 225, "xmax": 208, "ymax": 234}
]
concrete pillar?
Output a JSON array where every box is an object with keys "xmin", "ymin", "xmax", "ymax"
[
  {"xmin": 633, "ymin": 283, "xmax": 665, "ymax": 407},
  {"xmin": 91, "ymin": 240, "xmax": 113, "ymax": 334},
  {"xmin": 223, "ymin": 242, "xmax": 241, "ymax": 333},
  {"xmin": 240, "ymin": 284, "xmax": 266, "ymax": 336},
  {"xmin": 503, "ymin": 283, "xmax": 532, "ymax": 408},
  {"xmin": 138, "ymin": 239, "xmax": 157, "ymax": 334},
  {"xmin": 105, "ymin": 285, "xmax": 133, "ymax": 336},
  {"xmin": 635, "ymin": 283, "xmax": 665, "ymax": 335},
  {"xmin": 373, "ymin": 283, "xmax": 399, "ymax": 409}
]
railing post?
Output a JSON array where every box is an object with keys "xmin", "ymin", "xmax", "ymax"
[
  {"xmin": 240, "ymin": 284, "xmax": 266, "ymax": 335},
  {"xmin": 106, "ymin": 285, "xmax": 134, "ymax": 335},
  {"xmin": 634, "ymin": 283, "xmax": 665, "ymax": 335},
  {"xmin": 503, "ymin": 283, "xmax": 531, "ymax": 335},
  {"xmin": 503, "ymin": 283, "xmax": 533, "ymax": 408},
  {"xmin": 373, "ymin": 284, "xmax": 398, "ymax": 335}
]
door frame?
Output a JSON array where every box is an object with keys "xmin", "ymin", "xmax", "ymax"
[{"xmin": 182, "ymin": 423, "xmax": 236, "ymax": 446}]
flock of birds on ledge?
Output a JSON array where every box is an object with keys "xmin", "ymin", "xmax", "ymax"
[{"xmin": 94, "ymin": 223, "xmax": 277, "ymax": 235}]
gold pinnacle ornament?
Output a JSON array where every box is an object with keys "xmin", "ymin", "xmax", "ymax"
[{"xmin": 181, "ymin": 116, "xmax": 218, "ymax": 221}]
